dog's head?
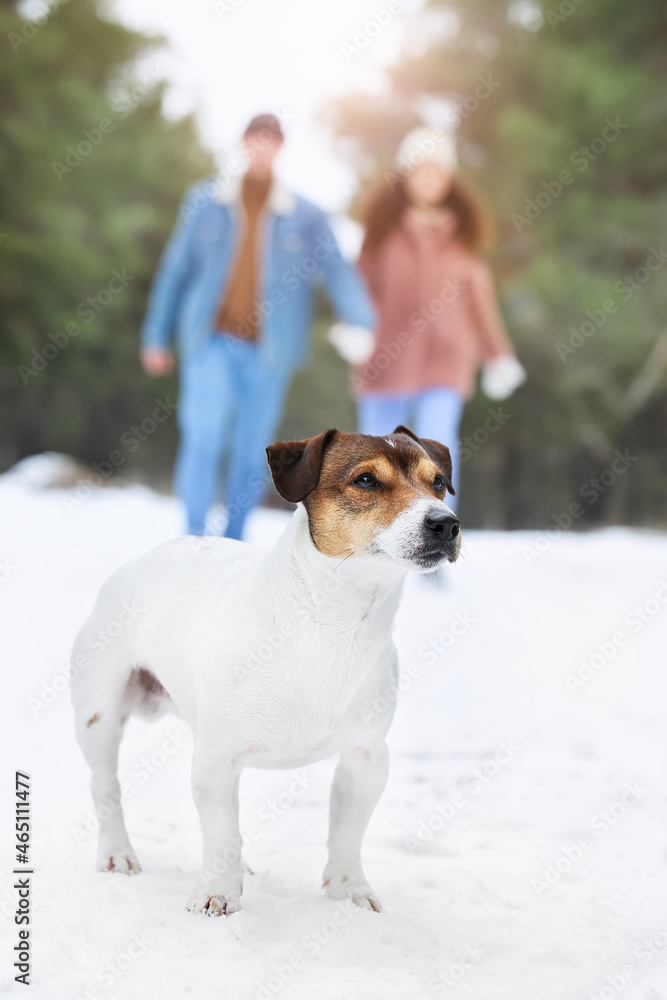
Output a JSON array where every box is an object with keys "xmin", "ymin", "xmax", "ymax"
[{"xmin": 266, "ymin": 427, "xmax": 460, "ymax": 571}]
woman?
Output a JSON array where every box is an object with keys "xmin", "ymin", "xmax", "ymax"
[{"xmin": 330, "ymin": 127, "xmax": 525, "ymax": 509}]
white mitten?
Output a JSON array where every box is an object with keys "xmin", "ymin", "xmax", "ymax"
[
  {"xmin": 481, "ymin": 354, "xmax": 526, "ymax": 400},
  {"xmin": 327, "ymin": 323, "xmax": 376, "ymax": 365}
]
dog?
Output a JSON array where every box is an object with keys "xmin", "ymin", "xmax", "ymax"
[{"xmin": 71, "ymin": 425, "xmax": 461, "ymax": 915}]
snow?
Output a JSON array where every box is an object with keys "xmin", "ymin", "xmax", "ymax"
[
  {"xmin": 1, "ymin": 471, "xmax": 666, "ymax": 1000},
  {"xmin": 2, "ymin": 452, "xmax": 88, "ymax": 490}
]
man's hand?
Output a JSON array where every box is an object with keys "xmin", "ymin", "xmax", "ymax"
[{"xmin": 141, "ymin": 347, "xmax": 174, "ymax": 377}]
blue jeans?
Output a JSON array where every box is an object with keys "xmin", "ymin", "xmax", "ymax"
[
  {"xmin": 357, "ymin": 387, "xmax": 464, "ymax": 510},
  {"xmin": 175, "ymin": 335, "xmax": 290, "ymax": 539}
]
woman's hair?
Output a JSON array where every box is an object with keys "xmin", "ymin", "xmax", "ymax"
[{"xmin": 360, "ymin": 173, "xmax": 493, "ymax": 256}]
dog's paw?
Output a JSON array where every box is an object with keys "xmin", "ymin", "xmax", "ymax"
[
  {"xmin": 323, "ymin": 869, "xmax": 382, "ymax": 912},
  {"xmin": 186, "ymin": 891, "xmax": 240, "ymax": 917},
  {"xmin": 349, "ymin": 891, "xmax": 382, "ymax": 912},
  {"xmin": 187, "ymin": 873, "xmax": 242, "ymax": 917},
  {"xmin": 98, "ymin": 851, "xmax": 141, "ymax": 875}
]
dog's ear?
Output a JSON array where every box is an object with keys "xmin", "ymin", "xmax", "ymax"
[
  {"xmin": 266, "ymin": 430, "xmax": 338, "ymax": 503},
  {"xmin": 392, "ymin": 425, "xmax": 456, "ymax": 496}
]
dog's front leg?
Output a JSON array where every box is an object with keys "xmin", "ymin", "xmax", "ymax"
[
  {"xmin": 323, "ymin": 742, "xmax": 389, "ymax": 912},
  {"xmin": 187, "ymin": 752, "xmax": 243, "ymax": 916}
]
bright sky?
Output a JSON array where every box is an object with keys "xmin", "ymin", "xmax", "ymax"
[{"xmin": 111, "ymin": 0, "xmax": 427, "ymax": 213}]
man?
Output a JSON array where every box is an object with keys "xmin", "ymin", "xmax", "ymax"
[{"xmin": 141, "ymin": 113, "xmax": 375, "ymax": 538}]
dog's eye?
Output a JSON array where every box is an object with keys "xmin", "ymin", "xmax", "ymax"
[
  {"xmin": 433, "ymin": 475, "xmax": 446, "ymax": 491},
  {"xmin": 353, "ymin": 473, "xmax": 381, "ymax": 489}
]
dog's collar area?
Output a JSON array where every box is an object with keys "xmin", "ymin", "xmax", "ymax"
[{"xmin": 286, "ymin": 505, "xmax": 409, "ymax": 584}]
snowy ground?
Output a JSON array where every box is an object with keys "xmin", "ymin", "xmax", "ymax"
[{"xmin": 1, "ymin": 462, "xmax": 667, "ymax": 1000}]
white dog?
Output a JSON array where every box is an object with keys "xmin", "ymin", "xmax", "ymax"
[{"xmin": 71, "ymin": 426, "xmax": 460, "ymax": 915}]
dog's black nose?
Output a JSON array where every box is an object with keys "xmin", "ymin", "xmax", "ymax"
[{"xmin": 425, "ymin": 511, "xmax": 460, "ymax": 541}]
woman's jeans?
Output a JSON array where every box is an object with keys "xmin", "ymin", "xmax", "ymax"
[
  {"xmin": 357, "ymin": 387, "xmax": 464, "ymax": 511},
  {"xmin": 175, "ymin": 334, "xmax": 290, "ymax": 539}
]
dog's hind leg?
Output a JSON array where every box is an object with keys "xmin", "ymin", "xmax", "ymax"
[
  {"xmin": 71, "ymin": 644, "xmax": 140, "ymax": 875},
  {"xmin": 323, "ymin": 742, "xmax": 389, "ymax": 912}
]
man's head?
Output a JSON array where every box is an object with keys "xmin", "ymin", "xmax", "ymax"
[
  {"xmin": 241, "ymin": 113, "xmax": 284, "ymax": 178},
  {"xmin": 266, "ymin": 428, "xmax": 461, "ymax": 572}
]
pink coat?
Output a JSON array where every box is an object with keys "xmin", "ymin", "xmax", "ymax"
[{"xmin": 354, "ymin": 209, "xmax": 513, "ymax": 399}]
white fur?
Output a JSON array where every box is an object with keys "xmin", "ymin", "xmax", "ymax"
[
  {"xmin": 370, "ymin": 495, "xmax": 457, "ymax": 568},
  {"xmin": 71, "ymin": 501, "xmax": 451, "ymax": 915},
  {"xmin": 72, "ymin": 497, "xmax": 460, "ymax": 915}
]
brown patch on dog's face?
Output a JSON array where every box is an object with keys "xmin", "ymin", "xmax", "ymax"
[
  {"xmin": 266, "ymin": 428, "xmax": 460, "ymax": 569},
  {"xmin": 304, "ymin": 434, "xmax": 430, "ymax": 555}
]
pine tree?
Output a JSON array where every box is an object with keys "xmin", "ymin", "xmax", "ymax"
[
  {"xmin": 328, "ymin": 0, "xmax": 667, "ymax": 526},
  {"xmin": 0, "ymin": 0, "xmax": 213, "ymax": 473}
]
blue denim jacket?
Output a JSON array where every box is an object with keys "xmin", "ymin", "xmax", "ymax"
[{"xmin": 141, "ymin": 175, "xmax": 376, "ymax": 372}]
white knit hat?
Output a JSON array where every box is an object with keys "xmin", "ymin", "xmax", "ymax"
[{"xmin": 395, "ymin": 127, "xmax": 458, "ymax": 175}]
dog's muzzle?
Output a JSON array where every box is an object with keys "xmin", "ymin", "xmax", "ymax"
[{"xmin": 414, "ymin": 510, "xmax": 461, "ymax": 568}]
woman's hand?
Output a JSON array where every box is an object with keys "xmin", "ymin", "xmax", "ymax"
[
  {"xmin": 141, "ymin": 347, "xmax": 174, "ymax": 377},
  {"xmin": 481, "ymin": 355, "xmax": 526, "ymax": 400},
  {"xmin": 327, "ymin": 324, "xmax": 375, "ymax": 365}
]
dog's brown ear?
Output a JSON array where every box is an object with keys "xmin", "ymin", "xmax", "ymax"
[
  {"xmin": 266, "ymin": 430, "xmax": 337, "ymax": 503},
  {"xmin": 392, "ymin": 425, "xmax": 455, "ymax": 496}
]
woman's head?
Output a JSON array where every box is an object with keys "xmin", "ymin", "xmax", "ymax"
[
  {"xmin": 360, "ymin": 126, "xmax": 492, "ymax": 255},
  {"xmin": 397, "ymin": 127, "xmax": 457, "ymax": 208},
  {"xmin": 405, "ymin": 161, "xmax": 454, "ymax": 208}
]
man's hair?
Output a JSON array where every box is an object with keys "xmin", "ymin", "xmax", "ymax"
[{"xmin": 244, "ymin": 113, "xmax": 284, "ymax": 140}]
